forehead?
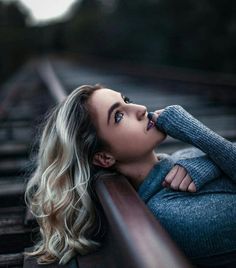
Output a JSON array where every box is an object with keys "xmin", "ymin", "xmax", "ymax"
[
  {"xmin": 92, "ymin": 88, "xmax": 120, "ymax": 102},
  {"xmin": 88, "ymin": 88, "xmax": 121, "ymax": 112},
  {"xmin": 87, "ymin": 88, "xmax": 121, "ymax": 125}
]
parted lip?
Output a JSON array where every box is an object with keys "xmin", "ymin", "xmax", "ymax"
[{"xmin": 147, "ymin": 119, "xmax": 155, "ymax": 131}]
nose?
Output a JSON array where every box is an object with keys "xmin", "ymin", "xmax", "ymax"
[{"xmin": 135, "ymin": 104, "xmax": 147, "ymax": 120}]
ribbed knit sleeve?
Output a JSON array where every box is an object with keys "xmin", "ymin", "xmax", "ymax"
[
  {"xmin": 170, "ymin": 147, "xmax": 222, "ymax": 190},
  {"xmin": 176, "ymin": 156, "xmax": 222, "ymax": 190},
  {"xmin": 156, "ymin": 105, "xmax": 236, "ymax": 182}
]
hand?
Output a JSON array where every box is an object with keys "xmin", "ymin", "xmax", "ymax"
[
  {"xmin": 154, "ymin": 109, "xmax": 165, "ymax": 117},
  {"xmin": 162, "ymin": 165, "xmax": 197, "ymax": 192},
  {"xmin": 148, "ymin": 109, "xmax": 165, "ymax": 122}
]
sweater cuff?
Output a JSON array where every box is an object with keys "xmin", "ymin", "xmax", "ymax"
[
  {"xmin": 156, "ymin": 105, "xmax": 202, "ymax": 142},
  {"xmin": 176, "ymin": 156, "xmax": 221, "ymax": 190},
  {"xmin": 155, "ymin": 105, "xmax": 236, "ymax": 181}
]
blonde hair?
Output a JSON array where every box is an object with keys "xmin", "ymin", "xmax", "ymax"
[{"xmin": 25, "ymin": 84, "xmax": 114, "ymax": 264}]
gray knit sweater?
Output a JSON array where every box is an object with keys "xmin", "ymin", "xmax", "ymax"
[{"xmin": 137, "ymin": 105, "xmax": 236, "ymax": 263}]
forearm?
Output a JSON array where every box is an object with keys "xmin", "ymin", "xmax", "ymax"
[{"xmin": 156, "ymin": 105, "xmax": 236, "ymax": 181}]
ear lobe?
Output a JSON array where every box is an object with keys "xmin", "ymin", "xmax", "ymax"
[{"xmin": 93, "ymin": 152, "xmax": 115, "ymax": 168}]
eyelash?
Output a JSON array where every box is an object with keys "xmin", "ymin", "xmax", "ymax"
[
  {"xmin": 122, "ymin": 95, "xmax": 132, "ymax": 104},
  {"xmin": 114, "ymin": 95, "xmax": 132, "ymax": 124}
]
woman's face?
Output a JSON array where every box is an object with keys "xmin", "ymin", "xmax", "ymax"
[{"xmin": 88, "ymin": 88, "xmax": 166, "ymax": 163}]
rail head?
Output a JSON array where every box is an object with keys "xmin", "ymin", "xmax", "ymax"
[
  {"xmin": 95, "ymin": 175, "xmax": 193, "ymax": 268},
  {"xmin": 36, "ymin": 59, "xmax": 67, "ymax": 103}
]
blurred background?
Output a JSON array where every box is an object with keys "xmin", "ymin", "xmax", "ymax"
[
  {"xmin": 1, "ymin": 0, "xmax": 236, "ymax": 83},
  {"xmin": 1, "ymin": 1, "xmax": 236, "ymax": 267}
]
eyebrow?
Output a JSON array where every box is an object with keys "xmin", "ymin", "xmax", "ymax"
[{"xmin": 107, "ymin": 102, "xmax": 121, "ymax": 125}]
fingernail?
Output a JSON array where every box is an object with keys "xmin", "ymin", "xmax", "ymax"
[{"xmin": 147, "ymin": 112, "xmax": 154, "ymax": 120}]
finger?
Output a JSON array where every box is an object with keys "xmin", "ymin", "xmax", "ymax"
[
  {"xmin": 153, "ymin": 109, "xmax": 164, "ymax": 122},
  {"xmin": 188, "ymin": 181, "xmax": 197, "ymax": 192},
  {"xmin": 165, "ymin": 165, "xmax": 179, "ymax": 184},
  {"xmin": 179, "ymin": 174, "xmax": 192, "ymax": 191},
  {"xmin": 154, "ymin": 109, "xmax": 164, "ymax": 115},
  {"xmin": 147, "ymin": 112, "xmax": 158, "ymax": 123},
  {"xmin": 170, "ymin": 166, "xmax": 187, "ymax": 190},
  {"xmin": 147, "ymin": 109, "xmax": 164, "ymax": 122},
  {"xmin": 162, "ymin": 181, "xmax": 170, "ymax": 187}
]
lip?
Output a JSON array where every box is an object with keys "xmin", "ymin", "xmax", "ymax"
[{"xmin": 147, "ymin": 119, "xmax": 155, "ymax": 131}]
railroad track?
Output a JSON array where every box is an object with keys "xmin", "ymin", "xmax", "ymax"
[
  {"xmin": 0, "ymin": 57, "xmax": 235, "ymax": 267},
  {"xmin": 0, "ymin": 60, "xmax": 59, "ymax": 267}
]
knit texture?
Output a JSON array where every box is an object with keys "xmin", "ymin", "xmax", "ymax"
[
  {"xmin": 157, "ymin": 105, "xmax": 236, "ymax": 181},
  {"xmin": 137, "ymin": 105, "xmax": 236, "ymax": 261},
  {"xmin": 177, "ymin": 156, "xmax": 221, "ymax": 190}
]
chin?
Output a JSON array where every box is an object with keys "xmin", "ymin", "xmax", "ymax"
[
  {"xmin": 163, "ymin": 132, "xmax": 167, "ymax": 139},
  {"xmin": 157, "ymin": 132, "xmax": 167, "ymax": 145}
]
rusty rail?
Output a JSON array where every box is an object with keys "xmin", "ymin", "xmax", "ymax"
[
  {"xmin": 37, "ymin": 59, "xmax": 67, "ymax": 103},
  {"xmin": 94, "ymin": 175, "xmax": 192, "ymax": 268}
]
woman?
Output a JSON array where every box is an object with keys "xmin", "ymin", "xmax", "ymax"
[{"xmin": 25, "ymin": 84, "xmax": 236, "ymax": 266}]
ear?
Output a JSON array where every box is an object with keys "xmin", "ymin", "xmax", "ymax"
[{"xmin": 93, "ymin": 151, "xmax": 116, "ymax": 168}]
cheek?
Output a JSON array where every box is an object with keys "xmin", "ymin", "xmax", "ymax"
[
  {"xmin": 102, "ymin": 123, "xmax": 165, "ymax": 160},
  {"xmin": 107, "ymin": 130, "xmax": 152, "ymax": 157}
]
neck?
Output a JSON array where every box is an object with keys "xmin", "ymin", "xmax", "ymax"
[{"xmin": 115, "ymin": 151, "xmax": 159, "ymax": 190}]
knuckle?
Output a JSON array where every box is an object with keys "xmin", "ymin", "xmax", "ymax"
[
  {"xmin": 170, "ymin": 182, "xmax": 178, "ymax": 190},
  {"xmin": 187, "ymin": 174, "xmax": 193, "ymax": 181},
  {"xmin": 179, "ymin": 184, "xmax": 187, "ymax": 191},
  {"xmin": 188, "ymin": 182, "xmax": 197, "ymax": 192},
  {"xmin": 165, "ymin": 175, "xmax": 172, "ymax": 183},
  {"xmin": 180, "ymin": 179, "xmax": 189, "ymax": 189}
]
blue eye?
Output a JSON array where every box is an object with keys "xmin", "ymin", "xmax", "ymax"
[{"xmin": 114, "ymin": 111, "xmax": 124, "ymax": 123}]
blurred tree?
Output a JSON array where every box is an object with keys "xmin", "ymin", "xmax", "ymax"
[
  {"xmin": 65, "ymin": 0, "xmax": 103, "ymax": 53},
  {"xmin": 1, "ymin": 0, "xmax": 236, "ymax": 83},
  {"xmin": 0, "ymin": 1, "xmax": 30, "ymax": 83},
  {"xmin": 64, "ymin": 0, "xmax": 236, "ymax": 73},
  {"xmin": 0, "ymin": 1, "xmax": 26, "ymax": 26}
]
